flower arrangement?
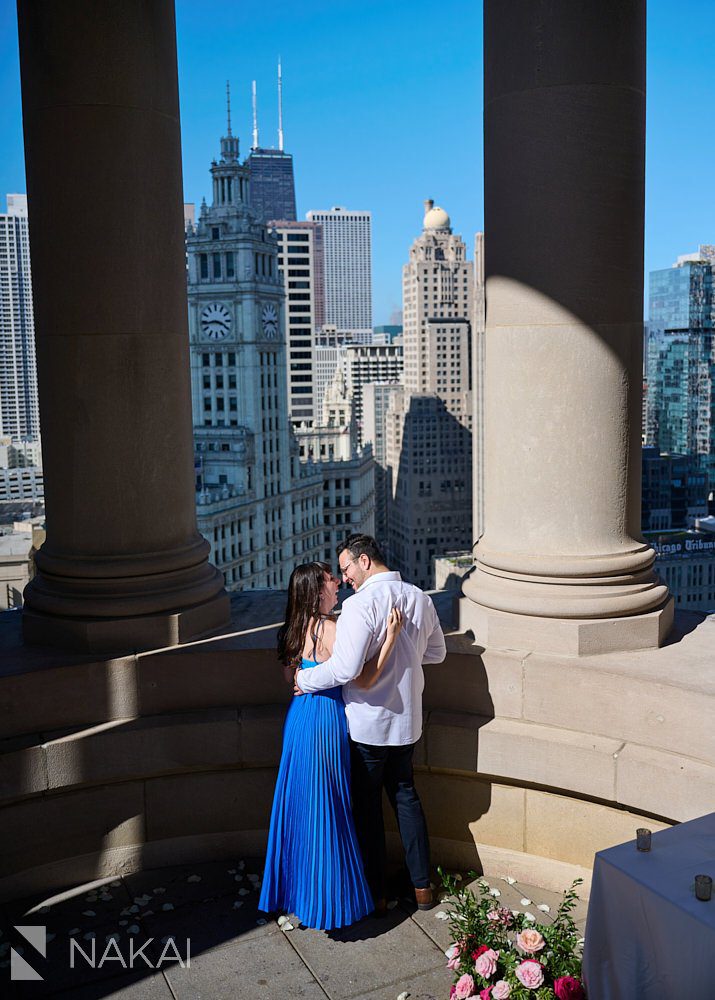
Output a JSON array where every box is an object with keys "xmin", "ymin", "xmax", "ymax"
[{"xmin": 439, "ymin": 868, "xmax": 586, "ymax": 999}]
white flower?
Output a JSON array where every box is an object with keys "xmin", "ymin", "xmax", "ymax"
[
  {"xmin": 537, "ymin": 903, "xmax": 550, "ymax": 913},
  {"xmin": 520, "ymin": 898, "xmax": 532, "ymax": 906},
  {"xmin": 435, "ymin": 910, "xmax": 449, "ymax": 920},
  {"xmin": 281, "ymin": 922, "xmax": 294, "ymax": 932},
  {"xmin": 511, "ymin": 909, "xmax": 520, "ymax": 917},
  {"xmin": 397, "ymin": 992, "xmax": 410, "ymax": 1000},
  {"xmin": 502, "ymin": 876, "xmax": 517, "ymax": 885},
  {"xmin": 489, "ymin": 888, "xmax": 501, "ymax": 898},
  {"xmin": 524, "ymin": 912, "xmax": 536, "ymax": 922},
  {"xmin": 277, "ymin": 916, "xmax": 288, "ymax": 927},
  {"xmin": 445, "ymin": 945, "xmax": 457, "ymax": 959}
]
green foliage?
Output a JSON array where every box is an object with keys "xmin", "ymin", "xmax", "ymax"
[{"xmin": 437, "ymin": 867, "xmax": 584, "ymax": 999}]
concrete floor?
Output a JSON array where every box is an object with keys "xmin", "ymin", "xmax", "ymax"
[{"xmin": 0, "ymin": 859, "xmax": 589, "ymax": 999}]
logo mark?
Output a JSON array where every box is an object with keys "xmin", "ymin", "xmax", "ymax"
[{"xmin": 11, "ymin": 925, "xmax": 46, "ymax": 981}]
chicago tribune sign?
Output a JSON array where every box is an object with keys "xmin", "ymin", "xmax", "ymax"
[
  {"xmin": 654, "ymin": 536, "xmax": 715, "ymax": 556},
  {"xmin": 11, "ymin": 925, "xmax": 190, "ymax": 981}
]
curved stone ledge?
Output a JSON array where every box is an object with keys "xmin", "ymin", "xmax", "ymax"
[{"xmin": 0, "ymin": 607, "xmax": 711, "ymax": 905}]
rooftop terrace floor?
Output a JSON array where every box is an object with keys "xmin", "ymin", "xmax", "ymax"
[{"xmin": 0, "ymin": 859, "xmax": 588, "ymax": 999}]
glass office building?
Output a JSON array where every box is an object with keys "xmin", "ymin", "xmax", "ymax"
[{"xmin": 246, "ymin": 149, "xmax": 297, "ymax": 225}]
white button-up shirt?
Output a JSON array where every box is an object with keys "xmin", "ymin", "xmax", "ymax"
[{"xmin": 295, "ymin": 571, "xmax": 447, "ymax": 746}]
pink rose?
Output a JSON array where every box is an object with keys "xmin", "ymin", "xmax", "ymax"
[
  {"xmin": 479, "ymin": 989, "xmax": 492, "ymax": 1000},
  {"xmin": 454, "ymin": 974, "xmax": 476, "ymax": 999},
  {"xmin": 474, "ymin": 948, "xmax": 499, "ymax": 979},
  {"xmin": 447, "ymin": 942, "xmax": 462, "ymax": 971},
  {"xmin": 492, "ymin": 983, "xmax": 511, "ymax": 1000},
  {"xmin": 472, "ymin": 945, "xmax": 489, "ymax": 961},
  {"xmin": 515, "ymin": 960, "xmax": 544, "ymax": 990},
  {"xmin": 516, "ymin": 928, "xmax": 546, "ymax": 953},
  {"xmin": 450, "ymin": 987, "xmax": 457, "ymax": 1000},
  {"xmin": 554, "ymin": 976, "xmax": 586, "ymax": 1000}
]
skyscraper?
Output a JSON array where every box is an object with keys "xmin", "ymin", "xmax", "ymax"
[
  {"xmin": 647, "ymin": 247, "xmax": 715, "ymax": 494},
  {"xmin": 186, "ymin": 103, "xmax": 322, "ymax": 588},
  {"xmin": 246, "ymin": 66, "xmax": 297, "ymax": 224},
  {"xmin": 306, "ymin": 207, "xmax": 372, "ymax": 339},
  {"xmin": 269, "ymin": 220, "xmax": 325, "ymax": 426},
  {"xmin": 0, "ymin": 194, "xmax": 39, "ymax": 446},
  {"xmin": 384, "ymin": 201, "xmax": 475, "ymax": 587}
]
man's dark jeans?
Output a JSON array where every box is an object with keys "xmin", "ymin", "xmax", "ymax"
[{"xmin": 349, "ymin": 739, "xmax": 430, "ymax": 899}]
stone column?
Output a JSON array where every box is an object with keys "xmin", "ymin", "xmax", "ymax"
[
  {"xmin": 461, "ymin": 0, "xmax": 673, "ymax": 655},
  {"xmin": 17, "ymin": 0, "xmax": 229, "ymax": 651}
]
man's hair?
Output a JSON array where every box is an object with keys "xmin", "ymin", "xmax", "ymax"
[{"xmin": 337, "ymin": 533, "xmax": 386, "ymax": 566}]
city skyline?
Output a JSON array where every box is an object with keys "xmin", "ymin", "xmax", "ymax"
[{"xmin": 1, "ymin": 0, "xmax": 714, "ymax": 322}]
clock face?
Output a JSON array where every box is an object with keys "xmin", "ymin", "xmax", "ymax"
[
  {"xmin": 261, "ymin": 303, "xmax": 279, "ymax": 339},
  {"xmin": 201, "ymin": 303, "xmax": 231, "ymax": 340}
]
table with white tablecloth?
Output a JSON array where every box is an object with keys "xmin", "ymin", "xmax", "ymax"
[{"xmin": 583, "ymin": 812, "xmax": 715, "ymax": 999}]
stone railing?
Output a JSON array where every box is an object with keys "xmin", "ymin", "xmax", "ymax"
[{"xmin": 0, "ymin": 596, "xmax": 713, "ymax": 903}]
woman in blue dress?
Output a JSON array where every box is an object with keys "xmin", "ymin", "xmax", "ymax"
[{"xmin": 259, "ymin": 560, "xmax": 402, "ymax": 930}]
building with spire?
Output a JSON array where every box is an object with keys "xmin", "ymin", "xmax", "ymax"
[
  {"xmin": 383, "ymin": 200, "xmax": 475, "ymax": 588},
  {"xmin": 246, "ymin": 63, "xmax": 297, "ymax": 225},
  {"xmin": 186, "ymin": 90, "xmax": 323, "ymax": 588}
]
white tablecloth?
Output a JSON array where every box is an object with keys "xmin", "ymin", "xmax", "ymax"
[{"xmin": 583, "ymin": 812, "xmax": 715, "ymax": 999}]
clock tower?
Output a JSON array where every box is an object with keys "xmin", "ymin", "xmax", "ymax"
[{"xmin": 186, "ymin": 90, "xmax": 299, "ymax": 589}]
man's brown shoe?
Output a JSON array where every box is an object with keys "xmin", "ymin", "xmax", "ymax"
[{"xmin": 415, "ymin": 887, "xmax": 434, "ymax": 910}]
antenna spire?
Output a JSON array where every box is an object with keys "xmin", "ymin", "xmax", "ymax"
[
  {"xmin": 277, "ymin": 57, "xmax": 284, "ymax": 151},
  {"xmin": 252, "ymin": 80, "xmax": 259, "ymax": 150},
  {"xmin": 226, "ymin": 80, "xmax": 232, "ymax": 135}
]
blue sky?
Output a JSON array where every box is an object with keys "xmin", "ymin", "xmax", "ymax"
[{"xmin": 1, "ymin": 1, "xmax": 714, "ymax": 322}]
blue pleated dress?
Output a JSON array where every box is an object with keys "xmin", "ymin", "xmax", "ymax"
[{"xmin": 258, "ymin": 657, "xmax": 373, "ymax": 930}]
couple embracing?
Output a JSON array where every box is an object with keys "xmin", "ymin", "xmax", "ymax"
[{"xmin": 259, "ymin": 533, "xmax": 447, "ymax": 930}]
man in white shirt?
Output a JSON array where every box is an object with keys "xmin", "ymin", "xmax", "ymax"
[{"xmin": 294, "ymin": 533, "xmax": 447, "ymax": 912}]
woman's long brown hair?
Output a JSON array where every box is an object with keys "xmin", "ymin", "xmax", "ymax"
[{"xmin": 277, "ymin": 561, "xmax": 333, "ymax": 667}]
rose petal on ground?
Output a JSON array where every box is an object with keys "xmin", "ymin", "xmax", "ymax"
[
  {"xmin": 520, "ymin": 898, "xmax": 532, "ymax": 906},
  {"xmin": 161, "ymin": 936, "xmax": 175, "ymax": 945},
  {"xmin": 503, "ymin": 876, "xmax": 517, "ymax": 885},
  {"xmin": 537, "ymin": 904, "xmax": 550, "ymax": 913},
  {"xmin": 524, "ymin": 912, "xmax": 536, "ymax": 922},
  {"xmin": 105, "ymin": 933, "xmax": 120, "ymax": 943},
  {"xmin": 256, "ymin": 918, "xmax": 267, "ymax": 926},
  {"xmin": 397, "ymin": 992, "xmax": 410, "ymax": 1000},
  {"xmin": 110, "ymin": 880, "xmax": 121, "ymax": 887},
  {"xmin": 490, "ymin": 888, "xmax": 501, "ymax": 897},
  {"xmin": 83, "ymin": 932, "xmax": 95, "ymax": 941},
  {"xmin": 387, "ymin": 900, "xmax": 398, "ymax": 909},
  {"xmin": 119, "ymin": 921, "xmax": 128, "ymax": 927},
  {"xmin": 281, "ymin": 922, "xmax": 294, "ymax": 931},
  {"xmin": 233, "ymin": 901, "xmax": 243, "ymax": 909},
  {"xmin": 161, "ymin": 903, "xmax": 175, "ymax": 911},
  {"xmin": 68, "ymin": 928, "xmax": 80, "ymax": 936},
  {"xmin": 435, "ymin": 911, "xmax": 449, "ymax": 920},
  {"xmin": 238, "ymin": 888, "xmax": 250, "ymax": 896},
  {"xmin": 228, "ymin": 869, "xmax": 236, "ymax": 874},
  {"xmin": 152, "ymin": 887, "xmax": 166, "ymax": 894},
  {"xmin": 82, "ymin": 910, "xmax": 96, "ymax": 917},
  {"xmin": 187, "ymin": 875, "xmax": 202, "ymax": 883},
  {"xmin": 128, "ymin": 925, "xmax": 140, "ymax": 934}
]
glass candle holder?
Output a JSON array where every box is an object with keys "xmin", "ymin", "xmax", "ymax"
[
  {"xmin": 695, "ymin": 875, "xmax": 712, "ymax": 901},
  {"xmin": 636, "ymin": 828, "xmax": 652, "ymax": 852}
]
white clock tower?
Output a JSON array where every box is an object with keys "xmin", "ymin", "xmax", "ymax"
[{"xmin": 185, "ymin": 94, "xmax": 313, "ymax": 589}]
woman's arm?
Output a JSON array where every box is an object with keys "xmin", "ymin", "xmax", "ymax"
[{"xmin": 353, "ymin": 608, "xmax": 403, "ymax": 690}]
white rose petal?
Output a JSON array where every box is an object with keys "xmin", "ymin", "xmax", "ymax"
[
  {"xmin": 129, "ymin": 905, "xmax": 140, "ymax": 913},
  {"xmin": 398, "ymin": 992, "xmax": 410, "ymax": 1000},
  {"xmin": 489, "ymin": 888, "xmax": 501, "ymax": 898},
  {"xmin": 134, "ymin": 895, "xmax": 151, "ymax": 905},
  {"xmin": 82, "ymin": 910, "xmax": 96, "ymax": 917},
  {"xmin": 100, "ymin": 894, "xmax": 112, "ymax": 901},
  {"xmin": 435, "ymin": 910, "xmax": 449, "ymax": 921},
  {"xmin": 187, "ymin": 875, "xmax": 202, "ymax": 883},
  {"xmin": 453, "ymin": 875, "xmax": 462, "ymax": 883},
  {"xmin": 238, "ymin": 888, "xmax": 250, "ymax": 896},
  {"xmin": 256, "ymin": 918, "xmax": 267, "ymax": 926},
  {"xmin": 160, "ymin": 936, "xmax": 175, "ymax": 945},
  {"xmin": 68, "ymin": 928, "xmax": 80, "ymax": 936},
  {"xmin": 387, "ymin": 900, "xmax": 398, "ymax": 910},
  {"xmin": 161, "ymin": 903, "xmax": 174, "ymax": 911},
  {"xmin": 128, "ymin": 925, "xmax": 140, "ymax": 934},
  {"xmin": 152, "ymin": 887, "xmax": 166, "ymax": 894},
  {"xmin": 277, "ymin": 916, "xmax": 288, "ymax": 927},
  {"xmin": 228, "ymin": 868, "xmax": 237, "ymax": 874},
  {"xmin": 232, "ymin": 901, "xmax": 243, "ymax": 909},
  {"xmin": 83, "ymin": 932, "xmax": 95, "ymax": 941},
  {"xmin": 105, "ymin": 933, "xmax": 120, "ymax": 943},
  {"xmin": 141, "ymin": 910, "xmax": 154, "ymax": 918},
  {"xmin": 247, "ymin": 873, "xmax": 259, "ymax": 882},
  {"xmin": 281, "ymin": 922, "xmax": 294, "ymax": 931},
  {"xmin": 234, "ymin": 875, "xmax": 244, "ymax": 882},
  {"xmin": 537, "ymin": 903, "xmax": 550, "ymax": 913},
  {"xmin": 520, "ymin": 898, "xmax": 532, "ymax": 906},
  {"xmin": 511, "ymin": 909, "xmax": 520, "ymax": 917},
  {"xmin": 111, "ymin": 880, "xmax": 121, "ymax": 887},
  {"xmin": 503, "ymin": 876, "xmax": 517, "ymax": 885},
  {"xmin": 119, "ymin": 920, "xmax": 128, "ymax": 927},
  {"xmin": 238, "ymin": 861, "xmax": 246, "ymax": 870},
  {"xmin": 524, "ymin": 912, "xmax": 536, "ymax": 922},
  {"xmin": 85, "ymin": 894, "xmax": 97, "ymax": 901}
]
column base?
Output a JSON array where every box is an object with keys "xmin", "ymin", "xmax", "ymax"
[
  {"xmin": 22, "ymin": 591, "xmax": 231, "ymax": 654},
  {"xmin": 459, "ymin": 595, "xmax": 674, "ymax": 656}
]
